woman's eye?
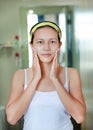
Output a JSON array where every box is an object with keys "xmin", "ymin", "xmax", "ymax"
[
  {"xmin": 37, "ymin": 40, "xmax": 43, "ymax": 44},
  {"xmin": 51, "ymin": 40, "xmax": 56, "ymax": 44}
]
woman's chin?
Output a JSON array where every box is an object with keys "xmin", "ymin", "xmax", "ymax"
[{"xmin": 39, "ymin": 57, "xmax": 53, "ymax": 63}]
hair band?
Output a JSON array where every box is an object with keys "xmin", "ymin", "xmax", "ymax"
[{"xmin": 30, "ymin": 21, "xmax": 62, "ymax": 42}]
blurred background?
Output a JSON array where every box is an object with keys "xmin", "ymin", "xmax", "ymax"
[{"xmin": 0, "ymin": 0, "xmax": 93, "ymax": 130}]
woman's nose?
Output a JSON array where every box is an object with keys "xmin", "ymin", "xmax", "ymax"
[{"xmin": 44, "ymin": 43, "xmax": 50, "ymax": 50}]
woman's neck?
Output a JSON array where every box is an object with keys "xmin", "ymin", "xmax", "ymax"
[{"xmin": 40, "ymin": 62, "xmax": 52, "ymax": 78}]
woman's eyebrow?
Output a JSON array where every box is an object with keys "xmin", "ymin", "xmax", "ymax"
[
  {"xmin": 35, "ymin": 38, "xmax": 44, "ymax": 41},
  {"xmin": 50, "ymin": 38, "xmax": 58, "ymax": 40}
]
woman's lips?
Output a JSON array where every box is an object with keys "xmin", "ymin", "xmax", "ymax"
[{"xmin": 41, "ymin": 54, "xmax": 51, "ymax": 57}]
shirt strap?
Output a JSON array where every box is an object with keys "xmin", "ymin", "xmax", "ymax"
[
  {"xmin": 65, "ymin": 68, "xmax": 69, "ymax": 92},
  {"xmin": 24, "ymin": 69, "xmax": 28, "ymax": 90}
]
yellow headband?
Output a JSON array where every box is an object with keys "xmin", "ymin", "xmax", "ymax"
[{"xmin": 30, "ymin": 21, "xmax": 62, "ymax": 42}]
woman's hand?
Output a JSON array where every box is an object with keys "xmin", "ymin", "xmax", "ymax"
[
  {"xmin": 50, "ymin": 49, "xmax": 59, "ymax": 81},
  {"xmin": 32, "ymin": 47, "xmax": 41, "ymax": 81}
]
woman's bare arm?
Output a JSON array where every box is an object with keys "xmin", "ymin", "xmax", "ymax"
[
  {"xmin": 6, "ymin": 50, "xmax": 41, "ymax": 125},
  {"xmin": 6, "ymin": 69, "xmax": 40, "ymax": 125},
  {"xmin": 50, "ymin": 52, "xmax": 86, "ymax": 124},
  {"xmin": 51, "ymin": 68, "xmax": 86, "ymax": 124}
]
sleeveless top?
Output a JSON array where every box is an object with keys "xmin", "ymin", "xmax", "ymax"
[{"xmin": 23, "ymin": 68, "xmax": 73, "ymax": 130}]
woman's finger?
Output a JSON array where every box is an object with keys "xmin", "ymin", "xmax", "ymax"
[{"xmin": 55, "ymin": 48, "xmax": 60, "ymax": 67}]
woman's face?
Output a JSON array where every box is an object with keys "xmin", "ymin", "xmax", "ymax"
[{"xmin": 32, "ymin": 27, "xmax": 61, "ymax": 63}]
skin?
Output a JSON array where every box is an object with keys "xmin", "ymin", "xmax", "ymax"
[{"xmin": 6, "ymin": 26, "xmax": 86, "ymax": 125}]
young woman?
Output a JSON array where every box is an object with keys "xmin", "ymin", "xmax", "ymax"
[{"xmin": 6, "ymin": 21, "xmax": 86, "ymax": 130}]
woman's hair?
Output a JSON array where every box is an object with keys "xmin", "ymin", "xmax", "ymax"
[{"xmin": 30, "ymin": 21, "xmax": 62, "ymax": 43}]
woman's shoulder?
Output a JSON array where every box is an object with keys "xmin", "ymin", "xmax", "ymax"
[
  {"xmin": 67, "ymin": 67, "xmax": 80, "ymax": 81},
  {"xmin": 14, "ymin": 67, "xmax": 33, "ymax": 82},
  {"xmin": 59, "ymin": 66, "xmax": 80, "ymax": 78},
  {"xmin": 14, "ymin": 69, "xmax": 24, "ymax": 77},
  {"xmin": 59, "ymin": 66, "xmax": 77, "ymax": 72},
  {"xmin": 12, "ymin": 69, "xmax": 25, "ymax": 84},
  {"xmin": 68, "ymin": 67, "xmax": 79, "ymax": 74},
  {"xmin": 14, "ymin": 67, "xmax": 32, "ymax": 75},
  {"xmin": 12, "ymin": 68, "xmax": 32, "ymax": 86}
]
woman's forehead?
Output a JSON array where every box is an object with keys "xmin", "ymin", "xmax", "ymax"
[{"xmin": 34, "ymin": 26, "xmax": 58, "ymax": 36}]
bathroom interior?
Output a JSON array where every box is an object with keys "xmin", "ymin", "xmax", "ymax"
[{"xmin": 0, "ymin": 0, "xmax": 93, "ymax": 130}]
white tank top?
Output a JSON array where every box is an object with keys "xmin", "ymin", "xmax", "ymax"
[{"xmin": 23, "ymin": 68, "xmax": 73, "ymax": 130}]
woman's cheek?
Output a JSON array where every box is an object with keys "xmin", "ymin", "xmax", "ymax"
[
  {"xmin": 36, "ymin": 47, "xmax": 42, "ymax": 54},
  {"xmin": 35, "ymin": 47, "xmax": 43, "ymax": 57},
  {"xmin": 51, "ymin": 45, "xmax": 59, "ymax": 52}
]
